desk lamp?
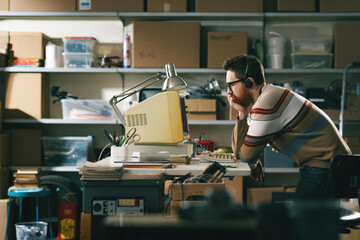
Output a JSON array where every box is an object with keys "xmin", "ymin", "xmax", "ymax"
[{"xmin": 109, "ymin": 63, "xmax": 187, "ymax": 126}]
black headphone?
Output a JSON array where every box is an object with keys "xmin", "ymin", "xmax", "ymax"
[{"xmin": 244, "ymin": 58, "xmax": 253, "ymax": 88}]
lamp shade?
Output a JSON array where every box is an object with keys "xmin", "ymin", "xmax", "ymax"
[{"xmin": 162, "ymin": 63, "xmax": 187, "ymax": 91}]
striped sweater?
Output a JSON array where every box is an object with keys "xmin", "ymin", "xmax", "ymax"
[{"xmin": 232, "ymin": 84, "xmax": 351, "ymax": 168}]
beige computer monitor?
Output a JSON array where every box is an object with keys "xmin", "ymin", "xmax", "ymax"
[{"xmin": 125, "ymin": 91, "xmax": 189, "ymax": 145}]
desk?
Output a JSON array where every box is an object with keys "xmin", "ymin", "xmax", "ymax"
[{"xmin": 97, "ymin": 157, "xmax": 251, "ymax": 177}]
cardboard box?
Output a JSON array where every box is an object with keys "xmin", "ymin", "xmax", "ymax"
[
  {"xmin": 196, "ymin": 0, "xmax": 263, "ymax": 12},
  {"xmin": 147, "ymin": 0, "xmax": 187, "ymax": 12},
  {"xmin": 322, "ymin": 109, "xmax": 360, "ymax": 121},
  {"xmin": 333, "ymin": 22, "xmax": 360, "ymax": 68},
  {"xmin": 187, "ymin": 112, "xmax": 217, "ymax": 120},
  {"xmin": 224, "ymin": 176, "xmax": 243, "ymax": 204},
  {"xmin": 186, "ymin": 99, "xmax": 216, "ymax": 112},
  {"xmin": 5, "ymin": 73, "xmax": 49, "ymax": 119},
  {"xmin": 10, "ymin": 0, "xmax": 76, "ymax": 11},
  {"xmin": 0, "ymin": 133, "xmax": 9, "ymax": 167},
  {"xmin": 80, "ymin": 212, "xmax": 91, "ymax": 240},
  {"xmin": 247, "ymin": 187, "xmax": 284, "ymax": 206},
  {"xmin": 208, "ymin": 32, "xmax": 248, "ymax": 68},
  {"xmin": 0, "ymin": 199, "xmax": 15, "ymax": 240},
  {"xmin": 10, "ymin": 128, "xmax": 42, "ymax": 166},
  {"xmin": 347, "ymin": 95, "xmax": 360, "ymax": 110},
  {"xmin": 320, "ymin": 0, "xmax": 360, "ymax": 12},
  {"xmin": 170, "ymin": 200, "xmax": 205, "ymax": 216},
  {"xmin": 0, "ymin": 0, "xmax": 9, "ymax": 11},
  {"xmin": 186, "ymin": 99, "xmax": 217, "ymax": 120},
  {"xmin": 277, "ymin": 0, "xmax": 315, "ymax": 12},
  {"xmin": 10, "ymin": 32, "xmax": 50, "ymax": 59},
  {"xmin": 132, "ymin": 21, "xmax": 200, "ymax": 68},
  {"xmin": 0, "ymin": 168, "xmax": 9, "ymax": 199},
  {"xmin": 78, "ymin": 0, "xmax": 144, "ymax": 12},
  {"xmin": 171, "ymin": 181, "xmax": 225, "ymax": 201}
]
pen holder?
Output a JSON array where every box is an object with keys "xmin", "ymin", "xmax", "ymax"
[{"xmin": 111, "ymin": 146, "xmax": 128, "ymax": 163}]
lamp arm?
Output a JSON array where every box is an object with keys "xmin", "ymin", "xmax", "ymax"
[{"xmin": 109, "ymin": 72, "xmax": 166, "ymax": 126}]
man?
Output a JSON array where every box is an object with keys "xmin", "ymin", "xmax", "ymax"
[{"xmin": 223, "ymin": 55, "xmax": 351, "ymax": 199}]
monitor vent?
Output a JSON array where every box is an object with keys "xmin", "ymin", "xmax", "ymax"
[{"xmin": 127, "ymin": 113, "xmax": 147, "ymax": 127}]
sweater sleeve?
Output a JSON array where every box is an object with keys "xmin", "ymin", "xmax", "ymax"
[{"xmin": 231, "ymin": 117, "xmax": 249, "ymax": 159}]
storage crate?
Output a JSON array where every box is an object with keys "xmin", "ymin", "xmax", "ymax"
[
  {"xmin": 61, "ymin": 99, "xmax": 113, "ymax": 120},
  {"xmin": 62, "ymin": 37, "xmax": 96, "ymax": 53},
  {"xmin": 63, "ymin": 52, "xmax": 93, "ymax": 68},
  {"xmin": 291, "ymin": 39, "xmax": 332, "ymax": 54},
  {"xmin": 42, "ymin": 136, "xmax": 93, "ymax": 166},
  {"xmin": 171, "ymin": 181, "xmax": 225, "ymax": 201},
  {"xmin": 291, "ymin": 54, "xmax": 333, "ymax": 69}
]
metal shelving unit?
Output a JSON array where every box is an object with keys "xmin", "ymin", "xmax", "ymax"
[{"xmin": 2, "ymin": 11, "xmax": 359, "ymax": 173}]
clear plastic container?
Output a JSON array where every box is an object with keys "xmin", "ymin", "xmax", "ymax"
[
  {"xmin": 62, "ymin": 37, "xmax": 96, "ymax": 53},
  {"xmin": 61, "ymin": 99, "xmax": 114, "ymax": 120},
  {"xmin": 42, "ymin": 136, "xmax": 93, "ymax": 166},
  {"xmin": 63, "ymin": 52, "xmax": 93, "ymax": 68},
  {"xmin": 291, "ymin": 39, "xmax": 332, "ymax": 54},
  {"xmin": 16, "ymin": 221, "xmax": 47, "ymax": 240},
  {"xmin": 291, "ymin": 54, "xmax": 333, "ymax": 69}
]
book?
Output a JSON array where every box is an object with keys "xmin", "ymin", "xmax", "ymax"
[
  {"xmin": 16, "ymin": 168, "xmax": 41, "ymax": 174},
  {"xmin": 14, "ymin": 183, "xmax": 40, "ymax": 188}
]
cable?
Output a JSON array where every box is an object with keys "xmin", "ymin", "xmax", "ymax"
[{"xmin": 97, "ymin": 142, "xmax": 112, "ymax": 162}]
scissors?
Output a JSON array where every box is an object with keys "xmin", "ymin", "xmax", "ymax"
[{"xmin": 124, "ymin": 128, "xmax": 141, "ymax": 146}]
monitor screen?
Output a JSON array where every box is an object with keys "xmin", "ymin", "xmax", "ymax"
[{"xmin": 125, "ymin": 91, "xmax": 189, "ymax": 145}]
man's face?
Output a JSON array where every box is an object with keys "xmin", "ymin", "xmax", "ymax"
[{"xmin": 226, "ymin": 70, "xmax": 252, "ymax": 108}]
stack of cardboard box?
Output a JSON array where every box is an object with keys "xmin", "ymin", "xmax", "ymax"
[{"xmin": 186, "ymin": 99, "xmax": 217, "ymax": 120}]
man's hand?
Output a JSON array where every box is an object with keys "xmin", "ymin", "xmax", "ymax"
[
  {"xmin": 227, "ymin": 94, "xmax": 249, "ymax": 120},
  {"xmin": 250, "ymin": 161, "xmax": 264, "ymax": 183}
]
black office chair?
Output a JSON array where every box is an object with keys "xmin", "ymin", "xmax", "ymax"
[{"xmin": 330, "ymin": 154, "xmax": 360, "ymax": 233}]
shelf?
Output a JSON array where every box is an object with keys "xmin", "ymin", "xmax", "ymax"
[
  {"xmin": 264, "ymin": 12, "xmax": 360, "ymax": 21},
  {"xmin": 10, "ymin": 166, "xmax": 80, "ymax": 172},
  {"xmin": 0, "ymin": 67, "xmax": 118, "ymax": 73},
  {"xmin": 2, "ymin": 67, "xmax": 360, "ymax": 74},
  {"xmin": 3, "ymin": 119, "xmax": 238, "ymax": 125},
  {"xmin": 5, "ymin": 119, "xmax": 360, "ymax": 126},
  {"xmin": 189, "ymin": 120, "xmax": 236, "ymax": 125},
  {"xmin": 3, "ymin": 119, "xmax": 120, "ymax": 125},
  {"xmin": 0, "ymin": 11, "xmax": 118, "ymax": 19},
  {"xmin": 1, "ymin": 11, "xmax": 359, "ymax": 22}
]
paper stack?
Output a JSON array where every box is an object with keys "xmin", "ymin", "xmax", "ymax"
[
  {"xmin": 78, "ymin": 161, "xmax": 124, "ymax": 181},
  {"xmin": 13, "ymin": 168, "xmax": 42, "ymax": 188}
]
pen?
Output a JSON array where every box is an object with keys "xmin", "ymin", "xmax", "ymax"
[{"xmin": 119, "ymin": 136, "xmax": 126, "ymax": 147}]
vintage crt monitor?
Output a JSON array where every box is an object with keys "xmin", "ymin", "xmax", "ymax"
[{"xmin": 125, "ymin": 91, "xmax": 189, "ymax": 145}]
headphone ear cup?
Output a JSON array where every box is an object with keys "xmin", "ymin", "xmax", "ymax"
[{"xmin": 245, "ymin": 80, "xmax": 253, "ymax": 88}]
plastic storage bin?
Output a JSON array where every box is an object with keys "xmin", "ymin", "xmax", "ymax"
[
  {"xmin": 291, "ymin": 39, "xmax": 332, "ymax": 54},
  {"xmin": 291, "ymin": 54, "xmax": 333, "ymax": 69},
  {"xmin": 42, "ymin": 136, "xmax": 93, "ymax": 166},
  {"xmin": 63, "ymin": 52, "xmax": 93, "ymax": 68},
  {"xmin": 61, "ymin": 99, "xmax": 113, "ymax": 120},
  {"xmin": 63, "ymin": 37, "xmax": 96, "ymax": 53}
]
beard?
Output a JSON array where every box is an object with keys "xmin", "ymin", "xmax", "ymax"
[{"xmin": 229, "ymin": 87, "xmax": 252, "ymax": 108}]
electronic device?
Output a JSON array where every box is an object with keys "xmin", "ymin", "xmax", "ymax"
[
  {"xmin": 92, "ymin": 198, "xmax": 145, "ymax": 216},
  {"xmin": 125, "ymin": 91, "xmax": 190, "ymax": 145}
]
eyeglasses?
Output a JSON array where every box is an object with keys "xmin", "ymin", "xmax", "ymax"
[
  {"xmin": 227, "ymin": 57, "xmax": 249, "ymax": 91},
  {"xmin": 227, "ymin": 78, "xmax": 246, "ymax": 91}
]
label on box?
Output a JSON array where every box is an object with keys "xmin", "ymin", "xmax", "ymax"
[{"xmin": 79, "ymin": 0, "xmax": 91, "ymax": 10}]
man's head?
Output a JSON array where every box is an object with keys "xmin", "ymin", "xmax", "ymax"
[{"xmin": 223, "ymin": 55, "xmax": 265, "ymax": 107}]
